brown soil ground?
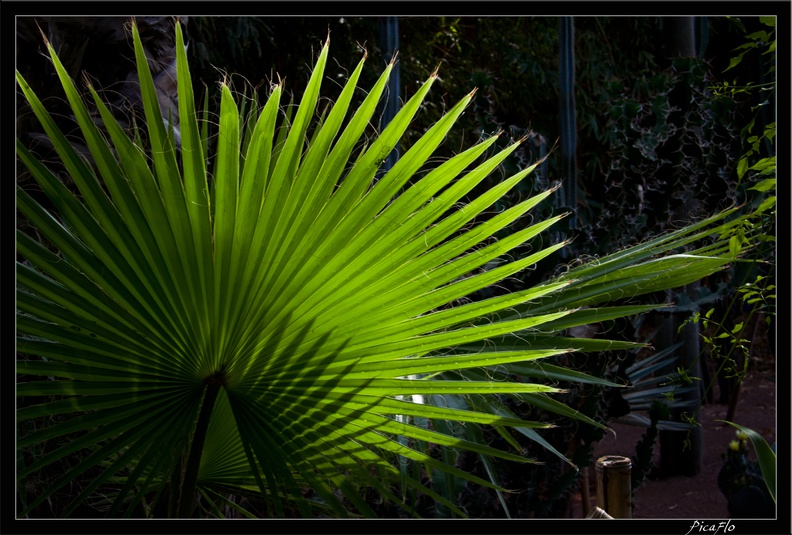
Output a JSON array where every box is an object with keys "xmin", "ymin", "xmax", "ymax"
[{"xmin": 577, "ymin": 338, "xmax": 777, "ymax": 519}]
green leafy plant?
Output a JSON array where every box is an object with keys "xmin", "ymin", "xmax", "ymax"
[
  {"xmin": 672, "ymin": 16, "xmax": 776, "ymax": 418},
  {"xmin": 717, "ymin": 422, "xmax": 775, "ymax": 517},
  {"xmin": 17, "ymin": 20, "xmax": 749, "ymax": 518}
]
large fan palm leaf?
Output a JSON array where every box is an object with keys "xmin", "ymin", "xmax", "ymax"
[{"xmin": 17, "ymin": 20, "xmax": 744, "ymax": 518}]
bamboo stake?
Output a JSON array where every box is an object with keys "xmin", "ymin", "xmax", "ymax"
[
  {"xmin": 595, "ymin": 455, "xmax": 632, "ymax": 518},
  {"xmin": 581, "ymin": 465, "xmax": 591, "ymax": 517}
]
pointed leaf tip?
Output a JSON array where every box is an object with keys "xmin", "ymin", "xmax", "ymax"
[
  {"xmin": 549, "ymin": 182, "xmax": 565, "ymax": 194},
  {"xmin": 34, "ymin": 21, "xmax": 50, "ymax": 48}
]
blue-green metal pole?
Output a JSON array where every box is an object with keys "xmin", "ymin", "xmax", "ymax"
[
  {"xmin": 558, "ymin": 17, "xmax": 577, "ymax": 231},
  {"xmin": 380, "ymin": 16, "xmax": 400, "ymax": 173}
]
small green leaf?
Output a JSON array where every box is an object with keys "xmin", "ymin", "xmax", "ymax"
[
  {"xmin": 756, "ymin": 196, "xmax": 776, "ymax": 215},
  {"xmin": 737, "ymin": 157, "xmax": 749, "ymax": 180},
  {"xmin": 760, "ymin": 16, "xmax": 776, "ymax": 28},
  {"xmin": 745, "ymin": 30, "xmax": 769, "ymax": 42},
  {"xmin": 749, "ymin": 178, "xmax": 776, "ymax": 192},
  {"xmin": 724, "ymin": 51, "xmax": 747, "ymax": 72},
  {"xmin": 749, "ymin": 157, "xmax": 776, "ymax": 173}
]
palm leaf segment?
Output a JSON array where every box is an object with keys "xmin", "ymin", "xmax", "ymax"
[{"xmin": 17, "ymin": 21, "xmax": 741, "ymax": 517}]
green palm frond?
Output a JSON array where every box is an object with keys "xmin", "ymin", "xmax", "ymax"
[{"xmin": 17, "ymin": 20, "xmax": 743, "ymax": 518}]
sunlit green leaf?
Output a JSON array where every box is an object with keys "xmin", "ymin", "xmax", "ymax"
[{"xmin": 16, "ymin": 19, "xmax": 746, "ymax": 519}]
